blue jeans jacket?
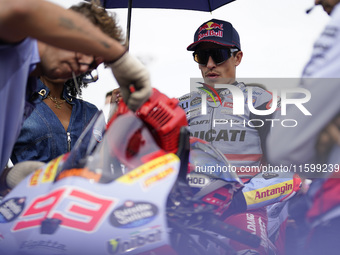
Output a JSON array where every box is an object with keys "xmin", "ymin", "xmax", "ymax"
[{"xmin": 11, "ymin": 80, "xmax": 98, "ymax": 164}]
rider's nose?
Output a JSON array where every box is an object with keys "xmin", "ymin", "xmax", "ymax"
[{"xmin": 206, "ymin": 56, "xmax": 217, "ymax": 69}]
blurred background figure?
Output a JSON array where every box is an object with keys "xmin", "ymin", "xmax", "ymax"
[
  {"xmin": 105, "ymin": 90, "xmax": 113, "ymax": 105},
  {"xmin": 266, "ymin": 0, "xmax": 340, "ymax": 254}
]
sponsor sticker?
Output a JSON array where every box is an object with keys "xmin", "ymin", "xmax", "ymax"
[
  {"xmin": 110, "ymin": 201, "xmax": 158, "ymax": 228},
  {"xmin": 20, "ymin": 240, "xmax": 67, "ymax": 253},
  {"xmin": 0, "ymin": 197, "xmax": 25, "ymax": 223},
  {"xmin": 244, "ymin": 180, "xmax": 294, "ymax": 205},
  {"xmin": 41, "ymin": 155, "xmax": 63, "ymax": 183},
  {"xmin": 118, "ymin": 154, "xmax": 178, "ymax": 184},
  {"xmin": 107, "ymin": 227, "xmax": 162, "ymax": 255}
]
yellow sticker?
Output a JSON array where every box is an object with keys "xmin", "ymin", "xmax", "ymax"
[
  {"xmin": 244, "ymin": 180, "xmax": 293, "ymax": 205},
  {"xmin": 41, "ymin": 155, "xmax": 63, "ymax": 183},
  {"xmin": 144, "ymin": 168, "xmax": 174, "ymax": 188},
  {"xmin": 118, "ymin": 154, "xmax": 178, "ymax": 184},
  {"xmin": 29, "ymin": 169, "xmax": 43, "ymax": 186}
]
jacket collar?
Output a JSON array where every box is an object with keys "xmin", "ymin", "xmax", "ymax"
[{"xmin": 36, "ymin": 79, "xmax": 74, "ymax": 105}]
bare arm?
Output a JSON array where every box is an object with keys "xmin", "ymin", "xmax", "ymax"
[
  {"xmin": 0, "ymin": 0, "xmax": 125, "ymax": 61},
  {"xmin": 0, "ymin": 0, "xmax": 151, "ymax": 110}
]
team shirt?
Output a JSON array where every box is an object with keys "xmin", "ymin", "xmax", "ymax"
[{"xmin": 0, "ymin": 38, "xmax": 40, "ymax": 172}]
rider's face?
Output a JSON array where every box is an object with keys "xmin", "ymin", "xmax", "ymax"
[
  {"xmin": 37, "ymin": 41, "xmax": 99, "ymax": 80},
  {"xmin": 315, "ymin": 0, "xmax": 340, "ymax": 14},
  {"xmin": 196, "ymin": 43, "xmax": 243, "ymax": 87}
]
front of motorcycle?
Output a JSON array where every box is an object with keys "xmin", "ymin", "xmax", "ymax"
[{"xmin": 0, "ymin": 89, "xmax": 256, "ymax": 255}]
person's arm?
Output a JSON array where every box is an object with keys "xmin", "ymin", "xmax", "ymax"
[
  {"xmin": 246, "ymin": 85, "xmax": 276, "ymax": 156},
  {"xmin": 0, "ymin": 0, "xmax": 151, "ymax": 110},
  {"xmin": 0, "ymin": 0, "xmax": 124, "ymax": 60},
  {"xmin": 249, "ymin": 102, "xmax": 274, "ymax": 156}
]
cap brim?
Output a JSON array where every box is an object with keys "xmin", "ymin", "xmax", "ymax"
[{"xmin": 187, "ymin": 40, "xmax": 236, "ymax": 51}]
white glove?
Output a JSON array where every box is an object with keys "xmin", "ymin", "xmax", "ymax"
[
  {"xmin": 109, "ymin": 52, "xmax": 152, "ymax": 111},
  {"xmin": 6, "ymin": 161, "xmax": 44, "ymax": 189}
]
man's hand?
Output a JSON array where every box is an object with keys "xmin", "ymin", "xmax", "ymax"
[{"xmin": 109, "ymin": 52, "xmax": 152, "ymax": 111}]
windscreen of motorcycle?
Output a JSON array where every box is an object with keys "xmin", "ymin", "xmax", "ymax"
[
  {"xmin": 56, "ymin": 108, "xmax": 167, "ymax": 184},
  {"xmin": 187, "ymin": 138, "xmax": 243, "ymax": 214},
  {"xmin": 189, "ymin": 137, "xmax": 242, "ymax": 184}
]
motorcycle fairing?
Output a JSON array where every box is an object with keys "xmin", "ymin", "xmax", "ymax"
[{"xmin": 0, "ymin": 110, "xmax": 181, "ymax": 255}]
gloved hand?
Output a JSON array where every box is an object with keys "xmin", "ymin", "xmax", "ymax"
[
  {"xmin": 6, "ymin": 161, "xmax": 44, "ymax": 189},
  {"xmin": 109, "ymin": 52, "xmax": 152, "ymax": 111}
]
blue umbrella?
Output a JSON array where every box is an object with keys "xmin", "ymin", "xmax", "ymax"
[
  {"xmin": 101, "ymin": 0, "xmax": 235, "ymax": 12},
  {"xmin": 98, "ymin": 0, "xmax": 236, "ymax": 48}
]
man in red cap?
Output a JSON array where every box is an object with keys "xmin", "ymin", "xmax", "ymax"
[{"xmin": 180, "ymin": 19, "xmax": 299, "ymax": 255}]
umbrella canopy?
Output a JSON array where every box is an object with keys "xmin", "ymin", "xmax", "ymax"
[
  {"xmin": 98, "ymin": 0, "xmax": 236, "ymax": 48},
  {"xmin": 101, "ymin": 0, "xmax": 235, "ymax": 12}
]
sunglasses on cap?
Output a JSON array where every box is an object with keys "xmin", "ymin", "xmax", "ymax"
[{"xmin": 193, "ymin": 48, "xmax": 239, "ymax": 66}]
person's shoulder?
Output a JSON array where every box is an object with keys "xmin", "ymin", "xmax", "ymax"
[
  {"xmin": 178, "ymin": 92, "xmax": 191, "ymax": 102},
  {"xmin": 177, "ymin": 91, "xmax": 203, "ymax": 114},
  {"xmin": 241, "ymin": 83, "xmax": 275, "ymax": 108},
  {"xmin": 178, "ymin": 91, "xmax": 200, "ymax": 102},
  {"xmin": 73, "ymin": 97, "xmax": 99, "ymax": 111},
  {"xmin": 83, "ymin": 100, "xmax": 98, "ymax": 111},
  {"xmin": 243, "ymin": 83, "xmax": 272, "ymax": 97},
  {"xmin": 244, "ymin": 83, "xmax": 267, "ymax": 92}
]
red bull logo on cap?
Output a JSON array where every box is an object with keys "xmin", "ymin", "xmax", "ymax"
[
  {"xmin": 198, "ymin": 21, "xmax": 224, "ymax": 40},
  {"xmin": 199, "ymin": 22, "xmax": 224, "ymax": 32}
]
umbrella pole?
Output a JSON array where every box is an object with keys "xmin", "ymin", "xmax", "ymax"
[{"xmin": 126, "ymin": 0, "xmax": 132, "ymax": 50}]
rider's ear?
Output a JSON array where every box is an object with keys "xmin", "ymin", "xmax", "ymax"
[{"xmin": 234, "ymin": 51, "xmax": 243, "ymax": 67}]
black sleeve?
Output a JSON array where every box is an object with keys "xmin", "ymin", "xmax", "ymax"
[
  {"xmin": 221, "ymin": 189, "xmax": 247, "ymax": 218},
  {"xmin": 249, "ymin": 102, "xmax": 274, "ymax": 157}
]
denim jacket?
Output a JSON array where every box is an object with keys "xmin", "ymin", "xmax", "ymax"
[{"xmin": 11, "ymin": 80, "xmax": 98, "ymax": 164}]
